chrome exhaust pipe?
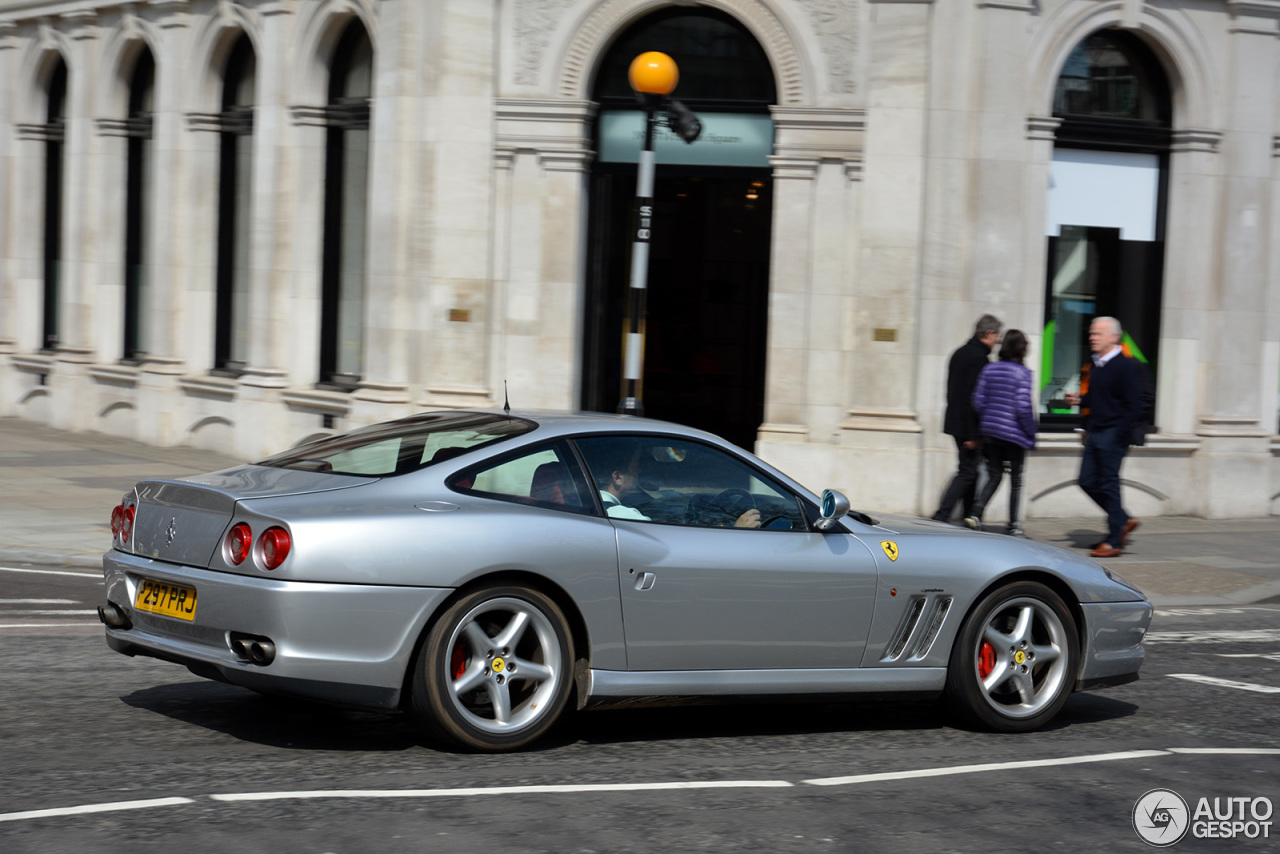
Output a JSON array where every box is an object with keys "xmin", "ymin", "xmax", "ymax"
[
  {"xmin": 248, "ymin": 640, "xmax": 276, "ymax": 666},
  {"xmin": 229, "ymin": 632, "xmax": 276, "ymax": 666},
  {"xmin": 97, "ymin": 602, "xmax": 132, "ymax": 630}
]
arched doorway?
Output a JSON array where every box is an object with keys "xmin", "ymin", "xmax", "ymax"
[
  {"xmin": 580, "ymin": 8, "xmax": 777, "ymax": 450},
  {"xmin": 1041, "ymin": 30, "xmax": 1171, "ymax": 428}
]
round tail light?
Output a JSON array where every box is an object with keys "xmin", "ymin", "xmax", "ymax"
[
  {"xmin": 227, "ymin": 523, "xmax": 252, "ymax": 565},
  {"xmin": 121, "ymin": 506, "xmax": 135, "ymax": 541},
  {"xmin": 111, "ymin": 505, "xmax": 123, "ymax": 537},
  {"xmin": 259, "ymin": 527, "xmax": 291, "ymax": 570}
]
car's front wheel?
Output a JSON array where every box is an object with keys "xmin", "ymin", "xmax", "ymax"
[
  {"xmin": 411, "ymin": 585, "xmax": 573, "ymax": 752},
  {"xmin": 946, "ymin": 581, "xmax": 1079, "ymax": 732}
]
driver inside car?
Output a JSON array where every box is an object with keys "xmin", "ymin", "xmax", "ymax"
[{"xmin": 592, "ymin": 441, "xmax": 760, "ymax": 528}]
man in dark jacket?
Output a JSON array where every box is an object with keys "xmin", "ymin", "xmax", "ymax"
[
  {"xmin": 931, "ymin": 314, "xmax": 1002, "ymax": 523},
  {"xmin": 1066, "ymin": 316, "xmax": 1145, "ymax": 557}
]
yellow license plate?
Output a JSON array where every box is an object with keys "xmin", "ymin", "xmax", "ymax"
[{"xmin": 134, "ymin": 578, "xmax": 197, "ymax": 621}]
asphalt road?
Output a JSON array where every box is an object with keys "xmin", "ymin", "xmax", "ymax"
[{"xmin": 1, "ymin": 564, "xmax": 1277, "ymax": 853}]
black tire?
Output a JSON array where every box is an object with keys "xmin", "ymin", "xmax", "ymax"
[
  {"xmin": 410, "ymin": 585, "xmax": 573, "ymax": 752},
  {"xmin": 945, "ymin": 581, "xmax": 1079, "ymax": 732}
]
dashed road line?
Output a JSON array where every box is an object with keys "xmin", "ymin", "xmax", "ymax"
[
  {"xmin": 0, "ymin": 566, "xmax": 101, "ymax": 579},
  {"xmin": 212, "ymin": 780, "xmax": 795, "ymax": 803},
  {"xmin": 6, "ymin": 608, "xmax": 96, "ymax": 615},
  {"xmin": 1168, "ymin": 674, "xmax": 1280, "ymax": 694},
  {"xmin": 0, "ymin": 623, "xmax": 94, "ymax": 629},
  {"xmin": 802, "ymin": 750, "xmax": 1169, "ymax": 787},
  {"xmin": 1167, "ymin": 748, "xmax": 1280, "ymax": 755},
  {"xmin": 13, "ymin": 748, "xmax": 1280, "ymax": 824},
  {"xmin": 1145, "ymin": 630, "xmax": 1280, "ymax": 644},
  {"xmin": 0, "ymin": 797, "xmax": 193, "ymax": 823}
]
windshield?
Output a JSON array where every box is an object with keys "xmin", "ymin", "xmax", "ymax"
[{"xmin": 257, "ymin": 412, "xmax": 536, "ymax": 476}]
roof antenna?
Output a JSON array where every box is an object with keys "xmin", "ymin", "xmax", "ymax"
[{"xmin": 503, "ymin": 380, "xmax": 510, "ymax": 417}]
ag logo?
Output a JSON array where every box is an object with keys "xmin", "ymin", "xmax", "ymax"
[
  {"xmin": 1133, "ymin": 788, "xmax": 1190, "ymax": 846},
  {"xmin": 880, "ymin": 541, "xmax": 899, "ymax": 562}
]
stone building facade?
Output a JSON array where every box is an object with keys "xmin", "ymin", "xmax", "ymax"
[{"xmin": 0, "ymin": 0, "xmax": 1277, "ymax": 519}]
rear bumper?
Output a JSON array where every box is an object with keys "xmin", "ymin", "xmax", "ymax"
[
  {"xmin": 102, "ymin": 550, "xmax": 452, "ymax": 709},
  {"xmin": 1076, "ymin": 600, "xmax": 1152, "ymax": 691}
]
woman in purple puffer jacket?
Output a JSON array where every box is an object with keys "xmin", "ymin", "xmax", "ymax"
[{"xmin": 966, "ymin": 329, "xmax": 1037, "ymax": 536}]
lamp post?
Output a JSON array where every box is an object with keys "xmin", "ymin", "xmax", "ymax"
[{"xmin": 617, "ymin": 52, "xmax": 701, "ymax": 416}]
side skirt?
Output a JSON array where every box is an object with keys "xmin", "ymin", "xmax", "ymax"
[{"xmin": 585, "ymin": 667, "xmax": 947, "ymax": 703}]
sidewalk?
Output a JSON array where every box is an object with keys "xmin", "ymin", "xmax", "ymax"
[{"xmin": 2, "ymin": 417, "xmax": 1278, "ymax": 606}]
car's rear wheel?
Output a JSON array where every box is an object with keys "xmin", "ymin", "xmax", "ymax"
[
  {"xmin": 946, "ymin": 581, "xmax": 1078, "ymax": 732},
  {"xmin": 411, "ymin": 585, "xmax": 573, "ymax": 752}
]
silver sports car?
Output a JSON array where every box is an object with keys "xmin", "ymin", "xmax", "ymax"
[{"xmin": 100, "ymin": 411, "xmax": 1151, "ymax": 751}]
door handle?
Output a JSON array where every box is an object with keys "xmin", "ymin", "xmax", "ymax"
[{"xmin": 633, "ymin": 571, "xmax": 656, "ymax": 591}]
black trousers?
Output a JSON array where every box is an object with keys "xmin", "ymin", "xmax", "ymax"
[
  {"xmin": 971, "ymin": 438, "xmax": 1026, "ymax": 524},
  {"xmin": 933, "ymin": 436, "xmax": 981, "ymax": 521}
]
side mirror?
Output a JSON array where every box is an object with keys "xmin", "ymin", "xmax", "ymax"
[{"xmin": 814, "ymin": 489, "xmax": 850, "ymax": 531}]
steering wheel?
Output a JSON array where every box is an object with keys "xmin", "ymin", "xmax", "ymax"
[{"xmin": 706, "ymin": 488, "xmax": 758, "ymax": 527}]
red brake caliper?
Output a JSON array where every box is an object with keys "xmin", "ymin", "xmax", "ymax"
[
  {"xmin": 978, "ymin": 641, "xmax": 996, "ymax": 679},
  {"xmin": 450, "ymin": 642, "xmax": 468, "ymax": 681}
]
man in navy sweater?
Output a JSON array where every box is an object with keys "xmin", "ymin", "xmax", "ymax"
[{"xmin": 1066, "ymin": 316, "xmax": 1144, "ymax": 557}]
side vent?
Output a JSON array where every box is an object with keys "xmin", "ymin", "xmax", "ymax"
[
  {"xmin": 912, "ymin": 596, "xmax": 953, "ymax": 660},
  {"xmin": 885, "ymin": 597, "xmax": 927, "ymax": 661}
]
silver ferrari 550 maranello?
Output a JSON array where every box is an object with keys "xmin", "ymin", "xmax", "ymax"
[{"xmin": 100, "ymin": 410, "xmax": 1152, "ymax": 751}]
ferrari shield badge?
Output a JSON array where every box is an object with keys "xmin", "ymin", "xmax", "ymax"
[{"xmin": 881, "ymin": 540, "xmax": 899, "ymax": 561}]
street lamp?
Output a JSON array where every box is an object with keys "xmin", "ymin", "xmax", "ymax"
[{"xmin": 617, "ymin": 52, "xmax": 702, "ymax": 416}]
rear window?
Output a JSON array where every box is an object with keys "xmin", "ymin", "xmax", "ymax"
[{"xmin": 257, "ymin": 412, "xmax": 536, "ymax": 477}]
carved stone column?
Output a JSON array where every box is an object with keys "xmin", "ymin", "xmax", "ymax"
[
  {"xmin": 1192, "ymin": 1, "xmax": 1280, "ymax": 516},
  {"xmin": 418, "ymin": 0, "xmax": 500, "ymax": 411},
  {"xmin": 353, "ymin": 0, "xmax": 417, "ymax": 419},
  {"xmin": 240, "ymin": 1, "xmax": 293, "ymax": 393},
  {"xmin": 0, "ymin": 22, "xmax": 20, "ymax": 357},
  {"xmin": 490, "ymin": 97, "xmax": 596, "ymax": 411},
  {"xmin": 833, "ymin": 0, "xmax": 932, "ymax": 512},
  {"xmin": 752, "ymin": 107, "xmax": 865, "ymax": 494},
  {"xmin": 55, "ymin": 11, "xmax": 101, "ymax": 366},
  {"xmin": 139, "ymin": 2, "xmax": 192, "ymax": 377}
]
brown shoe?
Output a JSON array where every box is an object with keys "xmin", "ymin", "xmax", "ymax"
[
  {"xmin": 1090, "ymin": 543, "xmax": 1123, "ymax": 558},
  {"xmin": 1120, "ymin": 518, "xmax": 1140, "ymax": 547}
]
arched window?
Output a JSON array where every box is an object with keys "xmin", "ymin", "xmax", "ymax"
[
  {"xmin": 42, "ymin": 57, "xmax": 68, "ymax": 352},
  {"xmin": 1041, "ymin": 31, "xmax": 1171, "ymax": 426},
  {"xmin": 214, "ymin": 34, "xmax": 255, "ymax": 374},
  {"xmin": 593, "ymin": 9, "xmax": 776, "ymax": 104},
  {"xmin": 318, "ymin": 21, "xmax": 372, "ymax": 389},
  {"xmin": 124, "ymin": 48, "xmax": 155, "ymax": 361}
]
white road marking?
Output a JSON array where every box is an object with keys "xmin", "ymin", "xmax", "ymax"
[
  {"xmin": 1216, "ymin": 653, "xmax": 1280, "ymax": 662},
  {"xmin": 0, "ymin": 797, "xmax": 193, "ymax": 823},
  {"xmin": 0, "ymin": 599, "xmax": 77, "ymax": 604},
  {"xmin": 0, "ymin": 566, "xmax": 101, "ymax": 579},
  {"xmin": 2, "ymin": 747, "xmax": 1274, "ymax": 825},
  {"xmin": 1167, "ymin": 748, "xmax": 1280, "ymax": 755},
  {"xmin": 1145, "ymin": 630, "xmax": 1280, "ymax": 644},
  {"xmin": 1156, "ymin": 607, "xmax": 1280, "ymax": 617},
  {"xmin": 802, "ymin": 750, "xmax": 1169, "ymax": 787},
  {"xmin": 1168, "ymin": 674, "xmax": 1280, "ymax": 694},
  {"xmin": 212, "ymin": 780, "xmax": 796, "ymax": 803},
  {"xmin": 0, "ymin": 623, "xmax": 92, "ymax": 629},
  {"xmin": 0, "ymin": 610, "xmax": 95, "ymax": 616}
]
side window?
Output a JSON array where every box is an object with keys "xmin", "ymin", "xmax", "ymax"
[
  {"xmin": 449, "ymin": 442, "xmax": 593, "ymax": 515},
  {"xmin": 575, "ymin": 435, "xmax": 806, "ymax": 530}
]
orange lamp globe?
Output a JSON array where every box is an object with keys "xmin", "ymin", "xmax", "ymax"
[{"xmin": 628, "ymin": 51, "xmax": 679, "ymax": 96}]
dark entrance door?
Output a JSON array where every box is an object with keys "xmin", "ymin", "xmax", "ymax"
[
  {"xmin": 581, "ymin": 6, "xmax": 777, "ymax": 450},
  {"xmin": 581, "ymin": 166, "xmax": 772, "ymax": 450}
]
